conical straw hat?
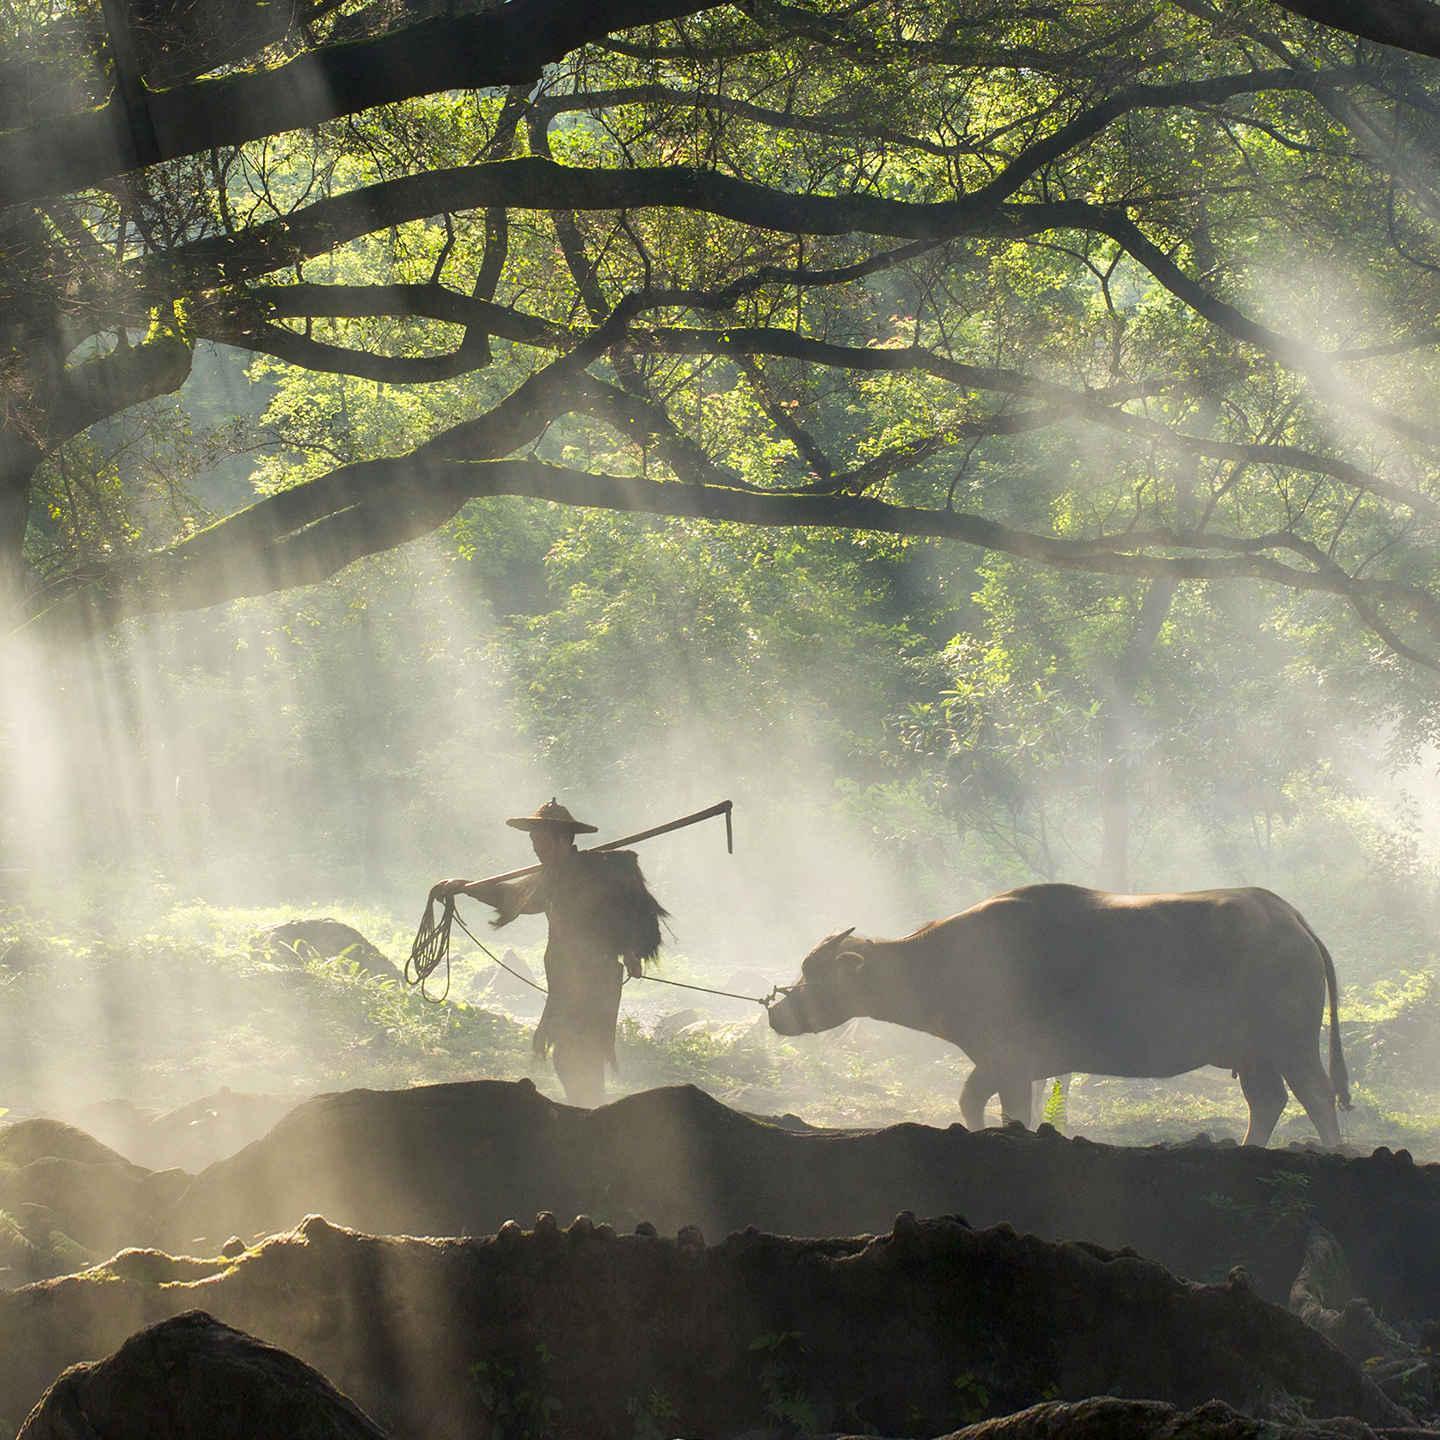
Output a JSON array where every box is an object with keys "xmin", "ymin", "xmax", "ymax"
[{"xmin": 505, "ymin": 798, "xmax": 599, "ymax": 834}]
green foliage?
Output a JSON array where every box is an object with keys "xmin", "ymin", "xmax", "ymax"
[
  {"xmin": 625, "ymin": 1388, "xmax": 678, "ymax": 1440},
  {"xmin": 1041, "ymin": 1079, "xmax": 1068, "ymax": 1131},
  {"xmin": 471, "ymin": 1346, "xmax": 562, "ymax": 1440},
  {"xmin": 15, "ymin": 0, "xmax": 1440, "ymax": 1033},
  {"xmin": 952, "ymin": 1371, "xmax": 991, "ymax": 1426},
  {"xmin": 748, "ymin": 1331, "xmax": 818, "ymax": 1433}
]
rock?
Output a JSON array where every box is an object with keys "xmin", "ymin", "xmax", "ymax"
[
  {"xmin": 0, "ymin": 1219, "xmax": 1411, "ymax": 1440},
  {"xmin": 720, "ymin": 968, "xmax": 773, "ymax": 999},
  {"xmin": 15, "ymin": 1311, "xmax": 389, "ymax": 1439},
  {"xmin": 467, "ymin": 950, "xmax": 544, "ymax": 1011},
  {"xmin": 652, "ymin": 1008, "xmax": 702, "ymax": 1042},
  {"xmin": 250, "ymin": 920, "xmax": 401, "ymax": 983},
  {"xmin": 0, "ymin": 1120, "xmax": 132, "ymax": 1170},
  {"xmin": 911, "ymin": 1396, "xmax": 1428, "ymax": 1437}
]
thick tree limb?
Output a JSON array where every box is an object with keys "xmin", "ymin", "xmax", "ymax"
[
  {"xmin": 201, "ymin": 292, "xmax": 1431, "ymax": 517},
  {"xmin": 223, "ymin": 322, "xmax": 490, "ymax": 384},
  {"xmin": 155, "ymin": 150, "xmax": 1430, "ymax": 446},
  {"xmin": 153, "ymin": 64, "xmax": 1365, "ymax": 297},
  {"xmin": 39, "ymin": 457, "xmax": 1440, "ymax": 667},
  {"xmin": 0, "ymin": 0, "xmax": 732, "ymax": 208},
  {"xmin": 49, "ymin": 333, "xmax": 195, "ymax": 439},
  {"xmin": 1265, "ymin": 0, "xmax": 1440, "ymax": 60}
]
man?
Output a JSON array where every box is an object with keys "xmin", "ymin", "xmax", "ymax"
[{"xmin": 433, "ymin": 799, "xmax": 667, "ymax": 1108}]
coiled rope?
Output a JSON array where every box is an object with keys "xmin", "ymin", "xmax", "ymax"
[{"xmin": 407, "ymin": 894, "xmax": 549, "ymax": 1003}]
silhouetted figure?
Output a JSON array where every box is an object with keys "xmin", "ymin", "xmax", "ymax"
[{"xmin": 434, "ymin": 800, "xmax": 667, "ymax": 1108}]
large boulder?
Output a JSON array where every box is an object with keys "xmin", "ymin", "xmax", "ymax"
[
  {"xmin": 1290, "ymin": 1227, "xmax": 1434, "ymax": 1412},
  {"xmin": 16, "ymin": 1311, "xmax": 389, "ymax": 1439},
  {"xmin": 0, "ymin": 1215, "xmax": 1413, "ymax": 1440},
  {"xmin": 0, "ymin": 1121, "xmax": 128, "ymax": 1171},
  {"xmin": 250, "ymin": 921, "xmax": 401, "ymax": 983}
]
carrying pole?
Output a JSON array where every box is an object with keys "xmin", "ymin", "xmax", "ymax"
[{"xmin": 442, "ymin": 798, "xmax": 733, "ymax": 893}]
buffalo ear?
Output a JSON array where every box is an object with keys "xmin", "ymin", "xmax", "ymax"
[{"xmin": 836, "ymin": 948, "xmax": 868, "ymax": 977}]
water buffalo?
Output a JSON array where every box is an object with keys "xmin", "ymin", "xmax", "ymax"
[{"xmin": 767, "ymin": 883, "xmax": 1350, "ymax": 1147}]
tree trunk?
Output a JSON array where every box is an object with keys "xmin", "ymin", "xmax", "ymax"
[
  {"xmin": 1096, "ymin": 576, "xmax": 1178, "ymax": 892},
  {"xmin": 1096, "ymin": 281, "xmax": 1221, "ymax": 892},
  {"xmin": 1097, "ymin": 718, "xmax": 1131, "ymax": 892},
  {"xmin": 0, "ymin": 438, "xmax": 39, "ymax": 630}
]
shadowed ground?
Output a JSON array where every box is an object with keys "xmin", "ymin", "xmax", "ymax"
[
  {"xmin": 4, "ymin": 1081, "xmax": 1440, "ymax": 1322},
  {"xmin": 0, "ymin": 1215, "xmax": 1416, "ymax": 1439},
  {"xmin": 154, "ymin": 1080, "xmax": 1440, "ymax": 1322}
]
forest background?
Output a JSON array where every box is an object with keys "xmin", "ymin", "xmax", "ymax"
[{"xmin": 3, "ymin": 0, "xmax": 1440, "ymax": 1149}]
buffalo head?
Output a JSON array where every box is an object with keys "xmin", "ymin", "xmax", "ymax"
[{"xmin": 767, "ymin": 926, "xmax": 873, "ymax": 1035}]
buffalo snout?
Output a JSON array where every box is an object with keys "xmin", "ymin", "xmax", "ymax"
[{"xmin": 767, "ymin": 989, "xmax": 810, "ymax": 1035}]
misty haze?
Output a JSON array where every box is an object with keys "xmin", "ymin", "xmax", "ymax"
[{"xmin": 3, "ymin": 2, "xmax": 1440, "ymax": 1437}]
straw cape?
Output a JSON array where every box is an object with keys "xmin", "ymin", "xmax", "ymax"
[{"xmin": 506, "ymin": 799, "xmax": 599, "ymax": 835}]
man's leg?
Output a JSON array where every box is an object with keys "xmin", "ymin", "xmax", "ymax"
[{"xmin": 553, "ymin": 1038, "xmax": 607, "ymax": 1108}]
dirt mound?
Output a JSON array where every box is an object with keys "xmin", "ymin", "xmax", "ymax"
[
  {"xmin": 935, "ymin": 1397, "xmax": 1435, "ymax": 1438},
  {"xmin": 72, "ymin": 1091, "xmax": 297, "ymax": 1173},
  {"xmin": 0, "ymin": 1216, "xmax": 1413, "ymax": 1440},
  {"xmin": 0, "ymin": 1121, "xmax": 130, "ymax": 1171},
  {"xmin": 0, "ymin": 1120, "xmax": 188, "ymax": 1278},
  {"xmin": 16, "ymin": 1311, "xmax": 389, "ymax": 1440},
  {"xmin": 160, "ymin": 1081, "xmax": 1440, "ymax": 1324}
]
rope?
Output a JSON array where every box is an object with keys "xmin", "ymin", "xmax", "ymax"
[
  {"xmin": 630, "ymin": 971, "xmax": 776, "ymax": 1007},
  {"xmin": 405, "ymin": 893, "xmax": 457, "ymax": 1002},
  {"xmin": 408, "ymin": 893, "xmax": 776, "ymax": 1008},
  {"xmin": 451, "ymin": 907, "xmax": 549, "ymax": 995}
]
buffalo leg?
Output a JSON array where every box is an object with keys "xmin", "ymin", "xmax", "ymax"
[
  {"xmin": 1238, "ymin": 1062, "xmax": 1287, "ymax": 1147},
  {"xmin": 1281, "ymin": 1052, "xmax": 1342, "ymax": 1148},
  {"xmin": 998, "ymin": 1074, "xmax": 1034, "ymax": 1128},
  {"xmin": 960, "ymin": 1066, "xmax": 996, "ymax": 1130}
]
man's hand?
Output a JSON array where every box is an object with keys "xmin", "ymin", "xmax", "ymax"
[{"xmin": 430, "ymin": 878, "xmax": 470, "ymax": 902}]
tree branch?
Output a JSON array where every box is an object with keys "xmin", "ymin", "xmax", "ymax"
[
  {"xmin": 199, "ymin": 290, "xmax": 1431, "ymax": 519},
  {"xmin": 1264, "ymin": 0, "xmax": 1440, "ymax": 60},
  {"xmin": 0, "ymin": 0, "xmax": 732, "ymax": 207},
  {"xmin": 49, "ymin": 330, "xmax": 194, "ymax": 439},
  {"xmin": 37, "ymin": 457, "xmax": 1440, "ymax": 668}
]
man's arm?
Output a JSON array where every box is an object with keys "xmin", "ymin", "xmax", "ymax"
[{"xmin": 431, "ymin": 874, "xmax": 546, "ymax": 924}]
